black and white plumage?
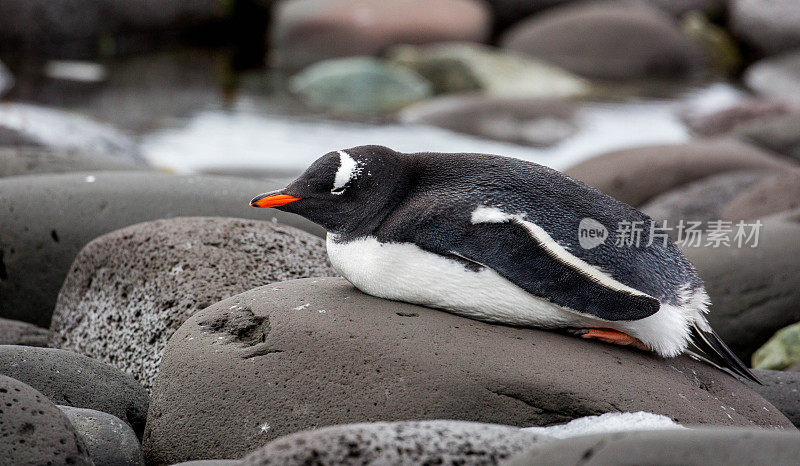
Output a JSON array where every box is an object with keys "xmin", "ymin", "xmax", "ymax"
[{"xmin": 250, "ymin": 145, "xmax": 758, "ymax": 382}]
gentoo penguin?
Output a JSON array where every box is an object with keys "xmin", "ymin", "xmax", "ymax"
[{"xmin": 250, "ymin": 145, "xmax": 758, "ymax": 383}]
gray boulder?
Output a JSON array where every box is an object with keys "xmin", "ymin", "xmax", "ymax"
[
  {"xmin": 736, "ymin": 113, "xmax": 800, "ymax": 161},
  {"xmin": 684, "ymin": 98, "xmax": 800, "ymax": 138},
  {"xmin": 143, "ymin": 277, "xmax": 793, "ymax": 464},
  {"xmin": 240, "ymin": 420, "xmax": 544, "ymax": 465},
  {"xmin": 398, "ymin": 95, "xmax": 577, "ymax": 147},
  {"xmin": 683, "ymin": 210, "xmax": 800, "ymax": 362},
  {"xmin": 0, "ymin": 317, "xmax": 50, "ymax": 346},
  {"xmin": 731, "ymin": 0, "xmax": 800, "ymax": 56},
  {"xmin": 51, "ymin": 217, "xmax": 336, "ymax": 391},
  {"xmin": 0, "ymin": 374, "xmax": 92, "ymax": 465},
  {"xmin": 501, "ymin": 2, "xmax": 707, "ymax": 80},
  {"xmin": 270, "ymin": 0, "xmax": 491, "ymax": 70},
  {"xmin": 564, "ymin": 139, "xmax": 792, "ymax": 207},
  {"xmin": 722, "ymin": 171, "xmax": 800, "ymax": 220},
  {"xmin": 745, "ymin": 51, "xmax": 800, "ymax": 97},
  {"xmin": 0, "ymin": 146, "xmax": 141, "ymax": 178},
  {"xmin": 639, "ymin": 170, "xmax": 775, "ymax": 235},
  {"xmin": 748, "ymin": 370, "xmax": 800, "ymax": 428},
  {"xmin": 506, "ymin": 428, "xmax": 800, "ymax": 465},
  {"xmin": 0, "ymin": 171, "xmax": 322, "ymax": 327},
  {"xmin": 59, "ymin": 406, "xmax": 145, "ymax": 466},
  {"xmin": 0, "ymin": 103, "xmax": 143, "ymax": 161},
  {"xmin": 0, "ymin": 345, "xmax": 149, "ymax": 438}
]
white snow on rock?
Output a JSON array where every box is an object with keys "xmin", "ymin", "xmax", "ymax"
[{"xmin": 525, "ymin": 411, "xmax": 684, "ymax": 439}]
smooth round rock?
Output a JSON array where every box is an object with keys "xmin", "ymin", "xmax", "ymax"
[
  {"xmin": 143, "ymin": 277, "xmax": 793, "ymax": 464},
  {"xmin": 0, "ymin": 318, "xmax": 50, "ymax": 346},
  {"xmin": 388, "ymin": 42, "xmax": 590, "ymax": 98},
  {"xmin": 241, "ymin": 420, "xmax": 543, "ymax": 465},
  {"xmin": 684, "ymin": 98, "xmax": 800, "ymax": 138},
  {"xmin": 731, "ymin": 0, "xmax": 800, "ymax": 56},
  {"xmin": 0, "ymin": 345, "xmax": 149, "ymax": 438},
  {"xmin": 398, "ymin": 95, "xmax": 577, "ymax": 147},
  {"xmin": 564, "ymin": 139, "xmax": 792, "ymax": 207},
  {"xmin": 0, "ymin": 171, "xmax": 322, "ymax": 328},
  {"xmin": 506, "ymin": 428, "xmax": 800, "ymax": 465},
  {"xmin": 0, "ymin": 103, "xmax": 143, "ymax": 161},
  {"xmin": 501, "ymin": 2, "xmax": 707, "ymax": 80},
  {"xmin": 745, "ymin": 51, "xmax": 800, "ymax": 97},
  {"xmin": 748, "ymin": 370, "xmax": 800, "ymax": 428},
  {"xmin": 51, "ymin": 217, "xmax": 335, "ymax": 391},
  {"xmin": 59, "ymin": 406, "xmax": 145, "ymax": 466},
  {"xmin": 722, "ymin": 171, "xmax": 800, "ymax": 220},
  {"xmin": 736, "ymin": 113, "xmax": 800, "ymax": 160},
  {"xmin": 683, "ymin": 210, "xmax": 800, "ymax": 362},
  {"xmin": 0, "ymin": 374, "xmax": 92, "ymax": 465},
  {"xmin": 270, "ymin": 0, "xmax": 491, "ymax": 70},
  {"xmin": 640, "ymin": 170, "xmax": 775, "ymax": 232},
  {"xmin": 753, "ymin": 323, "xmax": 800, "ymax": 371},
  {"xmin": 290, "ymin": 57, "xmax": 433, "ymax": 114},
  {"xmin": 0, "ymin": 146, "xmax": 141, "ymax": 178}
]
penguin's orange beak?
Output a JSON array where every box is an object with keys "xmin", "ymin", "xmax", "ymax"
[{"xmin": 250, "ymin": 192, "xmax": 301, "ymax": 208}]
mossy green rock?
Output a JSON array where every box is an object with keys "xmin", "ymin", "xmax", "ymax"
[{"xmin": 753, "ymin": 322, "xmax": 800, "ymax": 370}]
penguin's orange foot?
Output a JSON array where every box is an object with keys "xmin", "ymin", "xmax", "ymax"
[{"xmin": 568, "ymin": 328, "xmax": 649, "ymax": 351}]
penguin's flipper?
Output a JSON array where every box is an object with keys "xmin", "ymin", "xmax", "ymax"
[{"xmin": 430, "ymin": 211, "xmax": 661, "ymax": 322}]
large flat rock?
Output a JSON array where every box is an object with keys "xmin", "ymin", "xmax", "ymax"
[
  {"xmin": 51, "ymin": 217, "xmax": 336, "ymax": 391},
  {"xmin": 0, "ymin": 171, "xmax": 322, "ymax": 327},
  {"xmin": 144, "ymin": 277, "xmax": 793, "ymax": 464},
  {"xmin": 0, "ymin": 146, "xmax": 141, "ymax": 178}
]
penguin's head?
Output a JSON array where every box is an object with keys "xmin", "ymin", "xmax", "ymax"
[{"xmin": 250, "ymin": 145, "xmax": 409, "ymax": 234}]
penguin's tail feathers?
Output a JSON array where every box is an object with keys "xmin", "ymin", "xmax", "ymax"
[{"xmin": 687, "ymin": 325, "xmax": 761, "ymax": 385}]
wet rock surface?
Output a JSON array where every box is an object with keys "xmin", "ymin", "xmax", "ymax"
[
  {"xmin": 51, "ymin": 217, "xmax": 336, "ymax": 391},
  {"xmin": 748, "ymin": 370, "xmax": 800, "ymax": 428},
  {"xmin": 0, "ymin": 146, "xmax": 142, "ymax": 178},
  {"xmin": 0, "ymin": 345, "xmax": 149, "ymax": 438},
  {"xmin": 564, "ymin": 140, "xmax": 792, "ymax": 207},
  {"xmin": 0, "ymin": 172, "xmax": 322, "ymax": 327},
  {"xmin": 501, "ymin": 2, "xmax": 707, "ymax": 80},
  {"xmin": 144, "ymin": 277, "xmax": 793, "ymax": 464},
  {"xmin": 270, "ymin": 0, "xmax": 491, "ymax": 70},
  {"xmin": 59, "ymin": 405, "xmax": 145, "ymax": 466},
  {"xmin": 0, "ymin": 374, "xmax": 92, "ymax": 465},
  {"xmin": 506, "ymin": 428, "xmax": 800, "ymax": 465},
  {"xmin": 0, "ymin": 318, "xmax": 51, "ymax": 347},
  {"xmin": 398, "ymin": 95, "xmax": 577, "ymax": 147}
]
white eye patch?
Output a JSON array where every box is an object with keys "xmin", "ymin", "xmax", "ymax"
[{"xmin": 332, "ymin": 150, "xmax": 362, "ymax": 195}]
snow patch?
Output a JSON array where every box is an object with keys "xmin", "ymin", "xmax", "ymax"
[{"xmin": 524, "ymin": 412, "xmax": 684, "ymax": 439}]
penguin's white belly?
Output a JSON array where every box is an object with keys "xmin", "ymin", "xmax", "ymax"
[{"xmin": 326, "ymin": 234, "xmax": 595, "ymax": 328}]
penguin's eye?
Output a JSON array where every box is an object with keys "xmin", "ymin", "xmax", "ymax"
[{"xmin": 331, "ymin": 185, "xmax": 347, "ymax": 195}]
